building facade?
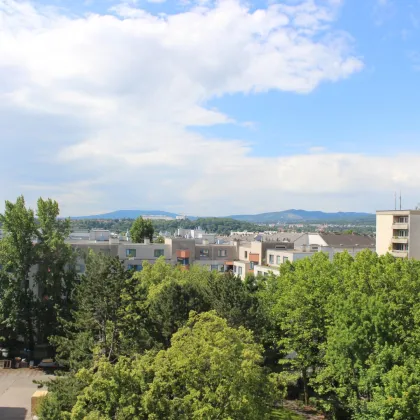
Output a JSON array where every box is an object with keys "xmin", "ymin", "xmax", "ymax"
[{"xmin": 376, "ymin": 210, "xmax": 420, "ymax": 258}]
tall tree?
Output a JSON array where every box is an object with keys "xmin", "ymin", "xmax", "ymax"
[
  {"xmin": 261, "ymin": 252, "xmax": 336, "ymax": 405},
  {"xmin": 142, "ymin": 311, "xmax": 277, "ymax": 419},
  {"xmin": 35, "ymin": 198, "xmax": 77, "ymax": 345},
  {"xmin": 51, "ymin": 252, "xmax": 129, "ymax": 370},
  {"xmin": 60, "ymin": 312, "xmax": 278, "ymax": 420},
  {"xmin": 0, "ymin": 196, "xmax": 38, "ymax": 351},
  {"xmin": 130, "ymin": 217, "xmax": 154, "ymax": 243}
]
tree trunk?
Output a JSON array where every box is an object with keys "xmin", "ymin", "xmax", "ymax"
[{"xmin": 302, "ymin": 368, "xmax": 309, "ymax": 405}]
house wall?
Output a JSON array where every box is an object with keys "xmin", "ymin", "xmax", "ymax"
[
  {"xmin": 233, "ymin": 261, "xmax": 250, "ymax": 280},
  {"xmin": 409, "ymin": 214, "xmax": 420, "ymax": 259},
  {"xmin": 254, "ymin": 265, "xmax": 279, "ymax": 277}
]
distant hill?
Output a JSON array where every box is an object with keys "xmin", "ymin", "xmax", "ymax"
[
  {"xmin": 72, "ymin": 210, "xmax": 180, "ymax": 220},
  {"xmin": 72, "ymin": 208, "xmax": 375, "ymax": 223},
  {"xmin": 227, "ymin": 209, "xmax": 375, "ymax": 223}
]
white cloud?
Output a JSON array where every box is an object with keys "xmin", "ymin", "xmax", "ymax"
[{"xmin": 4, "ymin": 0, "xmax": 412, "ymax": 217}]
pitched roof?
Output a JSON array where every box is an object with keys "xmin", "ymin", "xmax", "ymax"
[{"xmin": 319, "ymin": 233, "xmax": 375, "ymax": 248}]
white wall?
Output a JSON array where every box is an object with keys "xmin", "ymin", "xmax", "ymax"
[
  {"xmin": 254, "ymin": 265, "xmax": 279, "ymax": 277},
  {"xmin": 376, "ymin": 213, "xmax": 394, "ymax": 256}
]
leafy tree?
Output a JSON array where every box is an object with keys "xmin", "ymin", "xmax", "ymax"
[
  {"xmin": 36, "ymin": 375, "xmax": 85, "ymax": 420},
  {"xmin": 41, "ymin": 312, "xmax": 278, "ymax": 420},
  {"xmin": 70, "ymin": 356, "xmax": 153, "ymax": 420},
  {"xmin": 314, "ymin": 251, "xmax": 420, "ymax": 417},
  {"xmin": 207, "ymin": 271, "xmax": 261, "ymax": 330},
  {"xmin": 51, "ymin": 252, "xmax": 129, "ymax": 370},
  {"xmin": 121, "ymin": 260, "xmax": 211, "ymax": 348},
  {"xmin": 143, "ymin": 311, "xmax": 277, "ymax": 419},
  {"xmin": 0, "ymin": 196, "xmax": 38, "ymax": 351},
  {"xmin": 154, "ymin": 235, "xmax": 165, "ymax": 244},
  {"xmin": 260, "ymin": 252, "xmax": 336, "ymax": 405},
  {"xmin": 35, "ymin": 198, "xmax": 77, "ymax": 345},
  {"xmin": 130, "ymin": 217, "xmax": 154, "ymax": 243}
]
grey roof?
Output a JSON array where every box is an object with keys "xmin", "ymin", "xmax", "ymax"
[
  {"xmin": 230, "ymin": 233, "xmax": 304, "ymax": 243},
  {"xmin": 319, "ymin": 233, "xmax": 375, "ymax": 248}
]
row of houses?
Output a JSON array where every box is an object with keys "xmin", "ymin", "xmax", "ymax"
[{"xmin": 66, "ymin": 229, "xmax": 375, "ymax": 279}]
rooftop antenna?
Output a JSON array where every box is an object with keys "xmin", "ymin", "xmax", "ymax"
[
  {"xmin": 394, "ymin": 191, "xmax": 397, "ymax": 211},
  {"xmin": 400, "ymin": 191, "xmax": 402, "ymax": 211}
]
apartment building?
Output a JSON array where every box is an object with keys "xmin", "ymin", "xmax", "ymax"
[
  {"xmin": 376, "ymin": 210, "xmax": 420, "ymax": 258},
  {"xmin": 250, "ymin": 232, "xmax": 375, "ymax": 278},
  {"xmin": 65, "ymin": 230, "xmax": 238, "ymax": 274}
]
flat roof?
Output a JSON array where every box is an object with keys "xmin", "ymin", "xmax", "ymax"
[{"xmin": 376, "ymin": 210, "xmax": 420, "ymax": 215}]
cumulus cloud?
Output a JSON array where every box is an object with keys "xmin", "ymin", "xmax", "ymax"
[{"xmin": 2, "ymin": 0, "xmax": 408, "ymax": 216}]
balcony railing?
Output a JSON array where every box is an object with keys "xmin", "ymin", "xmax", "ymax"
[
  {"xmin": 392, "ymin": 250, "xmax": 408, "ymax": 258},
  {"xmin": 392, "ymin": 222, "xmax": 409, "ymax": 230},
  {"xmin": 392, "ymin": 236, "xmax": 409, "ymax": 244}
]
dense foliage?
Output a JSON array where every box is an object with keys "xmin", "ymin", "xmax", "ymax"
[
  {"xmin": 129, "ymin": 216, "xmax": 154, "ymax": 243},
  {"xmin": 1, "ymin": 196, "xmax": 419, "ymax": 419},
  {"xmin": 0, "ymin": 196, "xmax": 76, "ymax": 354}
]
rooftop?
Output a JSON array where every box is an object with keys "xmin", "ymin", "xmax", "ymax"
[
  {"xmin": 319, "ymin": 233, "xmax": 375, "ymax": 248},
  {"xmin": 376, "ymin": 209, "xmax": 420, "ymax": 215}
]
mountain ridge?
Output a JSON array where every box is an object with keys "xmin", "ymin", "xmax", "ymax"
[
  {"xmin": 227, "ymin": 209, "xmax": 375, "ymax": 223},
  {"xmin": 71, "ymin": 210, "xmax": 180, "ymax": 220},
  {"xmin": 72, "ymin": 209, "xmax": 375, "ymax": 223}
]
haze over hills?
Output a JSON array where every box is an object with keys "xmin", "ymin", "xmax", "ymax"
[
  {"xmin": 72, "ymin": 209, "xmax": 375, "ymax": 223},
  {"xmin": 71, "ymin": 210, "xmax": 180, "ymax": 220},
  {"xmin": 228, "ymin": 209, "xmax": 375, "ymax": 223}
]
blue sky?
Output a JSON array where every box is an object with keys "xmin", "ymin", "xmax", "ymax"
[{"xmin": 0, "ymin": 0, "xmax": 420, "ymax": 216}]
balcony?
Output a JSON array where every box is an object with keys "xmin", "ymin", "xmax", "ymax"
[
  {"xmin": 249, "ymin": 253, "xmax": 260, "ymax": 263},
  {"xmin": 392, "ymin": 251, "xmax": 408, "ymax": 258},
  {"xmin": 392, "ymin": 237, "xmax": 409, "ymax": 244},
  {"xmin": 176, "ymin": 249, "xmax": 190, "ymax": 259},
  {"xmin": 392, "ymin": 223, "xmax": 408, "ymax": 230}
]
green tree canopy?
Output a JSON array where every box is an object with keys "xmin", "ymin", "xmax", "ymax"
[
  {"xmin": 51, "ymin": 251, "xmax": 130, "ymax": 370},
  {"xmin": 41, "ymin": 311, "xmax": 278, "ymax": 420},
  {"xmin": 130, "ymin": 217, "xmax": 154, "ymax": 243}
]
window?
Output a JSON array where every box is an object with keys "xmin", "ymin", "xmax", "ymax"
[
  {"xmin": 233, "ymin": 265, "xmax": 237, "ymax": 273},
  {"xmin": 211, "ymin": 265, "xmax": 218, "ymax": 271},
  {"xmin": 128, "ymin": 264, "xmax": 142, "ymax": 272},
  {"xmin": 275, "ymin": 245, "xmax": 286, "ymax": 249},
  {"xmin": 397, "ymin": 216, "xmax": 408, "ymax": 223},
  {"xmin": 244, "ymin": 251, "xmax": 248, "ymax": 258},
  {"xmin": 311, "ymin": 246, "xmax": 319, "ymax": 251},
  {"xmin": 154, "ymin": 249, "xmax": 164, "ymax": 258},
  {"xmin": 398, "ymin": 230, "xmax": 408, "ymax": 237},
  {"xmin": 276, "ymin": 256, "xmax": 281, "ymax": 264},
  {"xmin": 250, "ymin": 262, "xmax": 255, "ymax": 269},
  {"xmin": 200, "ymin": 249, "xmax": 209, "ymax": 257},
  {"xmin": 283, "ymin": 256, "xmax": 289, "ymax": 263},
  {"xmin": 218, "ymin": 249, "xmax": 227, "ymax": 257},
  {"xmin": 395, "ymin": 243, "xmax": 408, "ymax": 251},
  {"xmin": 126, "ymin": 249, "xmax": 136, "ymax": 258},
  {"xmin": 257, "ymin": 271, "xmax": 262, "ymax": 276},
  {"xmin": 75, "ymin": 264, "xmax": 85, "ymax": 273},
  {"xmin": 177, "ymin": 257, "xmax": 189, "ymax": 266},
  {"xmin": 269, "ymin": 254, "xmax": 274, "ymax": 264},
  {"xmin": 238, "ymin": 266, "xmax": 243, "ymax": 276}
]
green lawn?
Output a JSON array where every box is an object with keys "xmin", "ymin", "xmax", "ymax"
[{"xmin": 271, "ymin": 407, "xmax": 305, "ymax": 419}]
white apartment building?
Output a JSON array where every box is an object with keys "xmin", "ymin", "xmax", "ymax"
[
  {"xmin": 249, "ymin": 233, "xmax": 375, "ymax": 278},
  {"xmin": 376, "ymin": 210, "xmax": 420, "ymax": 259}
]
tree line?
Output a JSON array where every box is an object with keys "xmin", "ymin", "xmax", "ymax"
[
  {"xmin": 70, "ymin": 217, "xmax": 267, "ymax": 236},
  {"xmin": 1, "ymin": 196, "xmax": 419, "ymax": 419}
]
